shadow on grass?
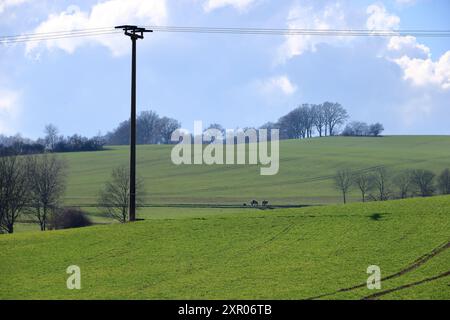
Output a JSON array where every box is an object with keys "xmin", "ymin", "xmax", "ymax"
[{"xmin": 368, "ymin": 213, "xmax": 390, "ymax": 221}]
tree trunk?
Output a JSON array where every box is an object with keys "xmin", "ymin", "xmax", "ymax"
[{"xmin": 343, "ymin": 192, "xmax": 347, "ymax": 204}]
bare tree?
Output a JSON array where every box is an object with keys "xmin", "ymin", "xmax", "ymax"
[
  {"xmin": 312, "ymin": 104, "xmax": 326, "ymax": 137},
  {"xmin": 334, "ymin": 169, "xmax": 353, "ymax": 204},
  {"xmin": 393, "ymin": 170, "xmax": 413, "ymax": 199},
  {"xmin": 371, "ymin": 167, "xmax": 391, "ymax": 201},
  {"xmin": 323, "ymin": 102, "xmax": 349, "ymax": 136},
  {"xmin": 44, "ymin": 124, "xmax": 59, "ymax": 151},
  {"xmin": 28, "ymin": 154, "xmax": 67, "ymax": 231},
  {"xmin": 98, "ymin": 165, "xmax": 146, "ymax": 223},
  {"xmin": 353, "ymin": 172, "xmax": 373, "ymax": 202},
  {"xmin": 0, "ymin": 154, "xmax": 30, "ymax": 233},
  {"xmin": 438, "ymin": 168, "xmax": 450, "ymax": 195},
  {"xmin": 410, "ymin": 169, "xmax": 435, "ymax": 197}
]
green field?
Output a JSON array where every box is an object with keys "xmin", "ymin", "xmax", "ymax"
[
  {"xmin": 61, "ymin": 136, "xmax": 450, "ymax": 207},
  {"xmin": 2, "ymin": 136, "xmax": 450, "ymax": 299},
  {"xmin": 1, "ymin": 196, "xmax": 449, "ymax": 299}
]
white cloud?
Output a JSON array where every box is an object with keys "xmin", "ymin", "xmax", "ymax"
[
  {"xmin": 276, "ymin": 2, "xmax": 349, "ymax": 64},
  {"xmin": 0, "ymin": 89, "xmax": 21, "ymax": 134},
  {"xmin": 26, "ymin": 0, "xmax": 168, "ymax": 56},
  {"xmin": 203, "ymin": 0, "xmax": 256, "ymax": 12},
  {"xmin": 387, "ymin": 35, "xmax": 430, "ymax": 59},
  {"xmin": 257, "ymin": 75, "xmax": 297, "ymax": 95},
  {"xmin": 0, "ymin": 0, "xmax": 28, "ymax": 14},
  {"xmin": 366, "ymin": 3, "xmax": 400, "ymax": 30},
  {"xmin": 394, "ymin": 52, "xmax": 450, "ymax": 90}
]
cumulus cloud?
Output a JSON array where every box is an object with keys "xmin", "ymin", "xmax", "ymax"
[
  {"xmin": 0, "ymin": 0, "xmax": 28, "ymax": 14},
  {"xmin": 366, "ymin": 3, "xmax": 400, "ymax": 30},
  {"xmin": 364, "ymin": 3, "xmax": 450, "ymax": 91},
  {"xmin": 387, "ymin": 35, "xmax": 430, "ymax": 59},
  {"xmin": 26, "ymin": 0, "xmax": 168, "ymax": 56},
  {"xmin": 257, "ymin": 75, "xmax": 297, "ymax": 96},
  {"xmin": 203, "ymin": 0, "xmax": 256, "ymax": 12},
  {"xmin": 276, "ymin": 2, "xmax": 349, "ymax": 64},
  {"xmin": 394, "ymin": 52, "xmax": 450, "ymax": 90},
  {"xmin": 0, "ymin": 89, "xmax": 21, "ymax": 134}
]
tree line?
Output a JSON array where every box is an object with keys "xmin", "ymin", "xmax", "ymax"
[
  {"xmin": 1, "ymin": 103, "xmax": 384, "ymax": 156},
  {"xmin": 0, "ymin": 124, "xmax": 105, "ymax": 156},
  {"xmin": 334, "ymin": 167, "xmax": 450, "ymax": 204}
]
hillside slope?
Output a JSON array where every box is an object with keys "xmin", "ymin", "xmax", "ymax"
[
  {"xmin": 1, "ymin": 196, "xmax": 449, "ymax": 299},
  {"xmin": 62, "ymin": 136, "xmax": 450, "ymax": 206}
]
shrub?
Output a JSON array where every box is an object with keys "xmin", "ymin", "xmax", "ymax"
[{"xmin": 49, "ymin": 208, "xmax": 92, "ymax": 230}]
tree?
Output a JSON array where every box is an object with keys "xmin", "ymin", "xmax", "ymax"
[
  {"xmin": 97, "ymin": 165, "xmax": 146, "ymax": 223},
  {"xmin": 0, "ymin": 154, "xmax": 30, "ymax": 233},
  {"xmin": 369, "ymin": 123, "xmax": 384, "ymax": 137},
  {"xmin": 334, "ymin": 169, "xmax": 353, "ymax": 204},
  {"xmin": 371, "ymin": 167, "xmax": 391, "ymax": 201},
  {"xmin": 323, "ymin": 102, "xmax": 349, "ymax": 136},
  {"xmin": 28, "ymin": 154, "xmax": 67, "ymax": 231},
  {"xmin": 312, "ymin": 104, "xmax": 326, "ymax": 137},
  {"xmin": 158, "ymin": 117, "xmax": 181, "ymax": 144},
  {"xmin": 44, "ymin": 124, "xmax": 59, "ymax": 151},
  {"xmin": 137, "ymin": 110, "xmax": 160, "ymax": 144},
  {"xmin": 393, "ymin": 170, "xmax": 413, "ymax": 199},
  {"xmin": 438, "ymin": 168, "xmax": 450, "ymax": 195},
  {"xmin": 410, "ymin": 169, "xmax": 435, "ymax": 197},
  {"xmin": 353, "ymin": 172, "xmax": 373, "ymax": 202},
  {"xmin": 342, "ymin": 121, "xmax": 369, "ymax": 136}
]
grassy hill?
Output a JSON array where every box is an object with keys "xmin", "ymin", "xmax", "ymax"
[
  {"xmin": 61, "ymin": 136, "xmax": 450, "ymax": 208},
  {"xmin": 1, "ymin": 196, "xmax": 449, "ymax": 299}
]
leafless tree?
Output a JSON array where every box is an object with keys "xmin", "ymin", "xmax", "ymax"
[
  {"xmin": 0, "ymin": 154, "xmax": 30, "ymax": 233},
  {"xmin": 334, "ymin": 169, "xmax": 353, "ymax": 204},
  {"xmin": 393, "ymin": 170, "xmax": 413, "ymax": 199},
  {"xmin": 353, "ymin": 172, "xmax": 373, "ymax": 202},
  {"xmin": 410, "ymin": 169, "xmax": 435, "ymax": 197},
  {"xmin": 438, "ymin": 168, "xmax": 450, "ymax": 195},
  {"xmin": 97, "ymin": 165, "xmax": 146, "ymax": 223},
  {"xmin": 28, "ymin": 154, "xmax": 67, "ymax": 231},
  {"xmin": 370, "ymin": 167, "xmax": 391, "ymax": 201},
  {"xmin": 44, "ymin": 124, "xmax": 59, "ymax": 151},
  {"xmin": 312, "ymin": 104, "xmax": 326, "ymax": 137},
  {"xmin": 323, "ymin": 102, "xmax": 349, "ymax": 136}
]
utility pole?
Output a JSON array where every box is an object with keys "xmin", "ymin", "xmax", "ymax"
[{"xmin": 115, "ymin": 25, "xmax": 152, "ymax": 222}]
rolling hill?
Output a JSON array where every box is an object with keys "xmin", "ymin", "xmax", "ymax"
[{"xmin": 61, "ymin": 135, "xmax": 450, "ymax": 208}]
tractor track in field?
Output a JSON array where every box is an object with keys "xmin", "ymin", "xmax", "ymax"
[
  {"xmin": 305, "ymin": 240, "xmax": 450, "ymax": 300},
  {"xmin": 361, "ymin": 270, "xmax": 450, "ymax": 300}
]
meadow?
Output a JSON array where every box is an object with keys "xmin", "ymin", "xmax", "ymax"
[{"xmin": 1, "ymin": 196, "xmax": 449, "ymax": 299}]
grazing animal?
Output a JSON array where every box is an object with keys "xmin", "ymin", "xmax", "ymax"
[
  {"xmin": 251, "ymin": 200, "xmax": 258, "ymax": 207},
  {"xmin": 262, "ymin": 200, "xmax": 269, "ymax": 207}
]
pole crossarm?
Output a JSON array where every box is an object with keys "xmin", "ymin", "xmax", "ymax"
[{"xmin": 115, "ymin": 25, "xmax": 153, "ymax": 40}]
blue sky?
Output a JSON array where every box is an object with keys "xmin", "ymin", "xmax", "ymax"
[{"xmin": 0, "ymin": 0, "xmax": 449, "ymax": 138}]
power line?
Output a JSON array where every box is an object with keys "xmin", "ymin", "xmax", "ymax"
[{"xmin": 1, "ymin": 26, "xmax": 450, "ymax": 44}]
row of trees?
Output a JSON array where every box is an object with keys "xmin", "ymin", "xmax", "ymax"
[
  {"xmin": 261, "ymin": 102, "xmax": 352, "ymax": 139},
  {"xmin": 334, "ymin": 167, "xmax": 450, "ymax": 204},
  {"xmin": 342, "ymin": 122, "xmax": 384, "ymax": 137},
  {"xmin": 105, "ymin": 111, "xmax": 181, "ymax": 145},
  {"xmin": 0, "ymin": 125, "xmax": 105, "ymax": 156}
]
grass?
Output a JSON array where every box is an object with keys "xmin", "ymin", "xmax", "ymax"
[
  {"xmin": 1, "ymin": 196, "xmax": 449, "ymax": 299},
  {"xmin": 60, "ymin": 136, "xmax": 450, "ymax": 208}
]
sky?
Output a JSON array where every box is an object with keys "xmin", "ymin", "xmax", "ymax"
[{"xmin": 0, "ymin": 0, "xmax": 449, "ymax": 138}]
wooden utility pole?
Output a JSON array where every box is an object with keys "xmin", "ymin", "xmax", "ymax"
[{"xmin": 115, "ymin": 25, "xmax": 152, "ymax": 221}]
